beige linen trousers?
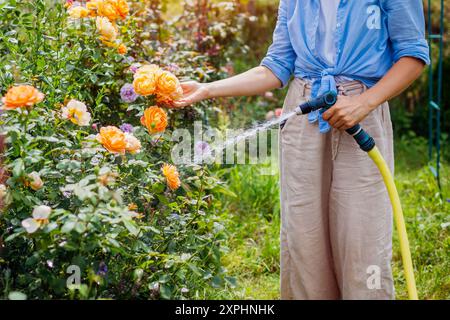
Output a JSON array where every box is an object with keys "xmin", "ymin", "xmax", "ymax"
[{"xmin": 279, "ymin": 78, "xmax": 395, "ymax": 300}]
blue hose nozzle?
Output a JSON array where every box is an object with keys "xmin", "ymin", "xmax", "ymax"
[
  {"xmin": 295, "ymin": 91, "xmax": 337, "ymax": 115},
  {"xmin": 291, "ymin": 91, "xmax": 376, "ymax": 152}
]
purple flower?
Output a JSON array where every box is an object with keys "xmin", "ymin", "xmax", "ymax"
[
  {"xmin": 166, "ymin": 63, "xmax": 180, "ymax": 73},
  {"xmin": 194, "ymin": 141, "xmax": 212, "ymax": 163},
  {"xmin": 129, "ymin": 63, "xmax": 140, "ymax": 74},
  {"xmin": 97, "ymin": 262, "xmax": 108, "ymax": 276},
  {"xmin": 120, "ymin": 83, "xmax": 138, "ymax": 103},
  {"xmin": 124, "ymin": 56, "xmax": 135, "ymax": 64},
  {"xmin": 120, "ymin": 123, "xmax": 134, "ymax": 133},
  {"xmin": 195, "ymin": 141, "xmax": 211, "ymax": 154}
]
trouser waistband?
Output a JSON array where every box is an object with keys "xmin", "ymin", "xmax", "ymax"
[{"xmin": 293, "ymin": 78, "xmax": 367, "ymax": 97}]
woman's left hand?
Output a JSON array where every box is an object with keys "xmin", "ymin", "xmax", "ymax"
[{"xmin": 322, "ymin": 95, "xmax": 373, "ymax": 131}]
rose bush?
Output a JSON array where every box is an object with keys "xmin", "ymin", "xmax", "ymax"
[{"xmin": 0, "ymin": 0, "xmax": 237, "ymax": 299}]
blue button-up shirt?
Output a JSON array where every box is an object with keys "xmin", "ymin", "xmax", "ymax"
[{"xmin": 261, "ymin": 0, "xmax": 430, "ymax": 133}]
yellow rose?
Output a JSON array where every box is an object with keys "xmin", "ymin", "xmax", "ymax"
[
  {"xmin": 96, "ymin": 16, "xmax": 118, "ymax": 43},
  {"xmin": 68, "ymin": 6, "xmax": 90, "ymax": 19},
  {"xmin": 86, "ymin": 0, "xmax": 101, "ymax": 17}
]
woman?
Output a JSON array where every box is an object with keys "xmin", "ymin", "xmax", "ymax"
[{"xmin": 174, "ymin": 0, "xmax": 429, "ymax": 300}]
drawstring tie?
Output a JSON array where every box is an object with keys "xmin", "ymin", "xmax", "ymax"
[{"xmin": 309, "ymin": 69, "xmax": 337, "ymax": 133}]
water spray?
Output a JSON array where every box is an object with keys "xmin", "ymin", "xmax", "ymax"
[{"xmin": 295, "ymin": 91, "xmax": 419, "ymax": 300}]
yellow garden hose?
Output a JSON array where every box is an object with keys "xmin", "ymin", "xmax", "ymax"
[
  {"xmin": 368, "ymin": 146, "xmax": 418, "ymax": 300},
  {"xmin": 295, "ymin": 91, "xmax": 419, "ymax": 299}
]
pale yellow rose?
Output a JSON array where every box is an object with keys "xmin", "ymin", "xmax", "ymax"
[
  {"xmin": 96, "ymin": 16, "xmax": 118, "ymax": 43},
  {"xmin": 61, "ymin": 99, "xmax": 91, "ymax": 126},
  {"xmin": 28, "ymin": 172, "xmax": 44, "ymax": 191},
  {"xmin": 133, "ymin": 64, "xmax": 161, "ymax": 78},
  {"xmin": 0, "ymin": 184, "xmax": 7, "ymax": 202},
  {"xmin": 125, "ymin": 133, "xmax": 141, "ymax": 154},
  {"xmin": 22, "ymin": 205, "xmax": 52, "ymax": 234},
  {"xmin": 68, "ymin": 6, "xmax": 90, "ymax": 19}
]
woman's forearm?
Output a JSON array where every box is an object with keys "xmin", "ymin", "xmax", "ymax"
[
  {"xmin": 361, "ymin": 57, "xmax": 425, "ymax": 111},
  {"xmin": 205, "ymin": 66, "xmax": 282, "ymax": 99},
  {"xmin": 323, "ymin": 57, "xmax": 425, "ymax": 130}
]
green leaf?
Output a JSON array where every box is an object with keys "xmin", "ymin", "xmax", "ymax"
[
  {"xmin": 61, "ymin": 220, "xmax": 76, "ymax": 233},
  {"xmin": 214, "ymin": 185, "xmax": 237, "ymax": 197},
  {"xmin": 107, "ymin": 237, "xmax": 121, "ymax": 248},
  {"xmin": 12, "ymin": 158, "xmax": 24, "ymax": 178},
  {"xmin": 159, "ymin": 284, "xmax": 172, "ymax": 300},
  {"xmin": 123, "ymin": 220, "xmax": 139, "ymax": 236},
  {"xmin": 75, "ymin": 222, "xmax": 86, "ymax": 234},
  {"xmin": 8, "ymin": 291, "xmax": 27, "ymax": 300}
]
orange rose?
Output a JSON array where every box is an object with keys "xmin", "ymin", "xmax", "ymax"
[
  {"xmin": 97, "ymin": 0, "xmax": 129, "ymax": 21},
  {"xmin": 1, "ymin": 85, "xmax": 44, "ymax": 110},
  {"xmin": 117, "ymin": 43, "xmax": 127, "ymax": 54},
  {"xmin": 156, "ymin": 70, "xmax": 183, "ymax": 104},
  {"xmin": 140, "ymin": 106, "xmax": 168, "ymax": 134},
  {"xmin": 96, "ymin": 126, "xmax": 127, "ymax": 154},
  {"xmin": 162, "ymin": 164, "xmax": 181, "ymax": 191},
  {"xmin": 114, "ymin": 0, "xmax": 129, "ymax": 19},
  {"xmin": 132, "ymin": 65, "xmax": 162, "ymax": 96},
  {"xmin": 128, "ymin": 203, "xmax": 138, "ymax": 210}
]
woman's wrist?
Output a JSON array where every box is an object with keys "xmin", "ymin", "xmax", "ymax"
[
  {"xmin": 203, "ymin": 82, "xmax": 216, "ymax": 100},
  {"xmin": 359, "ymin": 91, "xmax": 381, "ymax": 112}
]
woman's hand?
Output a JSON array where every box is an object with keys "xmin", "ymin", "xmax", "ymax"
[
  {"xmin": 322, "ymin": 95, "xmax": 374, "ymax": 131},
  {"xmin": 172, "ymin": 81, "xmax": 211, "ymax": 108},
  {"xmin": 172, "ymin": 66, "xmax": 283, "ymax": 108},
  {"xmin": 322, "ymin": 57, "xmax": 425, "ymax": 131}
]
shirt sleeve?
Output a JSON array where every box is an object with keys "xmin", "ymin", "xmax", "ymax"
[
  {"xmin": 382, "ymin": 0, "xmax": 430, "ymax": 65},
  {"xmin": 260, "ymin": 0, "xmax": 296, "ymax": 87}
]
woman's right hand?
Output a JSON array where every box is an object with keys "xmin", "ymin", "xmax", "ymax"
[{"xmin": 172, "ymin": 81, "xmax": 211, "ymax": 108}]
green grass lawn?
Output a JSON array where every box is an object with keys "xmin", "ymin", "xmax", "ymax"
[{"xmin": 210, "ymin": 136, "xmax": 450, "ymax": 300}]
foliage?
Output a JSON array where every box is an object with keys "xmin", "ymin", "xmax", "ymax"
[{"xmin": 0, "ymin": 0, "xmax": 246, "ymax": 299}]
